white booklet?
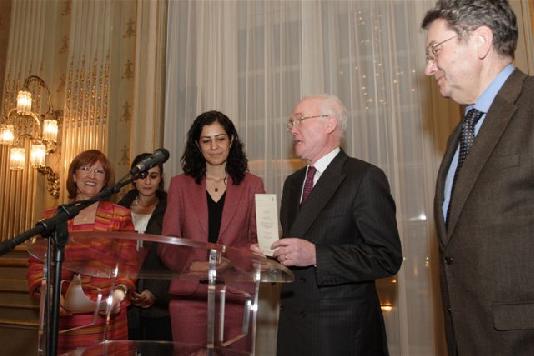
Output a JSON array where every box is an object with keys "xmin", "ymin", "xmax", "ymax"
[{"xmin": 255, "ymin": 194, "xmax": 280, "ymax": 256}]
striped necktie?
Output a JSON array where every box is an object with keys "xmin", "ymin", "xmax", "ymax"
[{"xmin": 301, "ymin": 166, "xmax": 316, "ymax": 204}]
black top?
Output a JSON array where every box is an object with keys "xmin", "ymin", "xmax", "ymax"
[
  {"xmin": 207, "ymin": 191, "xmax": 226, "ymax": 243},
  {"xmin": 118, "ymin": 189, "xmax": 170, "ymax": 316}
]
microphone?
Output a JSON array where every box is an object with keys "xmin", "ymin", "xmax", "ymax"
[{"xmin": 130, "ymin": 148, "xmax": 170, "ymax": 176}]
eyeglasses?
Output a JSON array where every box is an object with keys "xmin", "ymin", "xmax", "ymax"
[
  {"xmin": 425, "ymin": 34, "xmax": 457, "ymax": 64},
  {"xmin": 287, "ymin": 114, "xmax": 329, "ymax": 130},
  {"xmin": 78, "ymin": 166, "xmax": 106, "ymax": 176}
]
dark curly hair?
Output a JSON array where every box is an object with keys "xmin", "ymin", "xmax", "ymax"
[
  {"xmin": 181, "ymin": 110, "xmax": 247, "ymax": 185},
  {"xmin": 421, "ymin": 0, "xmax": 517, "ymax": 58}
]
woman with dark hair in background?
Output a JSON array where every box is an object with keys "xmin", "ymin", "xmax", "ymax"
[
  {"xmin": 27, "ymin": 149, "xmax": 137, "ymax": 353},
  {"xmin": 118, "ymin": 152, "xmax": 172, "ymax": 343},
  {"xmin": 159, "ymin": 110, "xmax": 265, "ymax": 352}
]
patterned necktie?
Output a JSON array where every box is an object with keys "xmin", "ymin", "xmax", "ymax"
[
  {"xmin": 301, "ymin": 166, "xmax": 316, "ymax": 204},
  {"xmin": 457, "ymin": 108, "xmax": 484, "ymax": 169},
  {"xmin": 447, "ymin": 108, "xmax": 484, "ymax": 227}
]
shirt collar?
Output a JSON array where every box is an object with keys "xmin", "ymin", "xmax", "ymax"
[
  {"xmin": 312, "ymin": 147, "xmax": 340, "ymax": 174},
  {"xmin": 469, "ymin": 64, "xmax": 514, "ymax": 113}
]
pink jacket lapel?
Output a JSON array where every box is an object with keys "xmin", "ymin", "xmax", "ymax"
[
  {"xmin": 219, "ymin": 175, "xmax": 243, "ymax": 239},
  {"xmin": 190, "ymin": 177, "xmax": 209, "ymax": 238}
]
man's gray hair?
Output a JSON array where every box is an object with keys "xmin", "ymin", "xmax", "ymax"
[
  {"xmin": 421, "ymin": 0, "xmax": 517, "ymax": 58},
  {"xmin": 315, "ymin": 94, "xmax": 348, "ymax": 133}
]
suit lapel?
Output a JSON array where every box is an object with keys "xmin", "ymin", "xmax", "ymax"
[
  {"xmin": 289, "ymin": 151, "xmax": 347, "ymax": 242},
  {"xmin": 447, "ymin": 71, "xmax": 524, "ymax": 238},
  {"xmin": 436, "ymin": 127, "xmax": 461, "ymax": 246},
  {"xmin": 283, "ymin": 170, "xmax": 305, "ymax": 233},
  {"xmin": 191, "ymin": 177, "xmax": 209, "ymax": 239},
  {"xmin": 218, "ymin": 175, "xmax": 243, "ymax": 240}
]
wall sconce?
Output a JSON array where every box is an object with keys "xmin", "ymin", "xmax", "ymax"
[
  {"xmin": 0, "ymin": 75, "xmax": 62, "ymax": 198},
  {"xmin": 0, "ymin": 124, "xmax": 15, "ymax": 144},
  {"xmin": 9, "ymin": 147, "xmax": 25, "ymax": 170}
]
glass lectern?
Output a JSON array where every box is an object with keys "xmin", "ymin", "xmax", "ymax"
[{"xmin": 29, "ymin": 231, "xmax": 293, "ymax": 355}]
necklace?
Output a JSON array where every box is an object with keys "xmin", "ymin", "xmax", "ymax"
[
  {"xmin": 133, "ymin": 196, "xmax": 158, "ymax": 213},
  {"xmin": 207, "ymin": 176, "xmax": 227, "ymax": 193}
]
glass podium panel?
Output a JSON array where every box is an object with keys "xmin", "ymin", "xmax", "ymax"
[
  {"xmin": 28, "ymin": 231, "xmax": 293, "ymax": 355},
  {"xmin": 62, "ymin": 340, "xmax": 250, "ymax": 356}
]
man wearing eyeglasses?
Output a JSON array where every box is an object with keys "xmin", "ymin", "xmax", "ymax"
[
  {"xmin": 422, "ymin": 1, "xmax": 534, "ymax": 355},
  {"xmin": 272, "ymin": 95, "xmax": 402, "ymax": 355}
]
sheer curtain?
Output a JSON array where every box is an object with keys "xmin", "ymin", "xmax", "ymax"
[
  {"xmin": 163, "ymin": 1, "xmax": 532, "ymax": 355},
  {"xmin": 164, "ymin": 1, "xmax": 442, "ymax": 355}
]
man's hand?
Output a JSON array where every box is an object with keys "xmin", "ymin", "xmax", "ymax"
[{"xmin": 271, "ymin": 238, "xmax": 316, "ymax": 267}]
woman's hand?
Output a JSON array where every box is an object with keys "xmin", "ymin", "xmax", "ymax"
[
  {"xmin": 189, "ymin": 258, "xmax": 230, "ymax": 273},
  {"xmin": 250, "ymin": 243, "xmax": 265, "ymax": 256},
  {"xmin": 130, "ymin": 290, "xmax": 156, "ymax": 308},
  {"xmin": 188, "ymin": 261, "xmax": 209, "ymax": 272},
  {"xmin": 99, "ymin": 288, "xmax": 126, "ymax": 315},
  {"xmin": 59, "ymin": 295, "xmax": 71, "ymax": 316}
]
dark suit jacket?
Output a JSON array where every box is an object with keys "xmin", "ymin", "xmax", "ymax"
[
  {"xmin": 435, "ymin": 69, "xmax": 534, "ymax": 355},
  {"xmin": 277, "ymin": 150, "xmax": 402, "ymax": 356}
]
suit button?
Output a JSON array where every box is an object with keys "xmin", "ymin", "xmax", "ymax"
[
  {"xmin": 444, "ymin": 257, "xmax": 454, "ymax": 265},
  {"xmin": 447, "ymin": 305, "xmax": 452, "ymax": 313}
]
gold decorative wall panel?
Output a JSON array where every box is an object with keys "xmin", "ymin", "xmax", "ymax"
[{"xmin": 0, "ymin": 1, "xmax": 65, "ymax": 240}]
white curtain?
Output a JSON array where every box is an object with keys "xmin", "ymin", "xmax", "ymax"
[
  {"xmin": 130, "ymin": 0, "xmax": 168, "ymax": 156},
  {"xmin": 61, "ymin": 0, "xmax": 139, "ymax": 196},
  {"xmin": 164, "ymin": 1, "xmax": 533, "ymax": 355}
]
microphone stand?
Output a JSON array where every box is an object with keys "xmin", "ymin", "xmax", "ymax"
[{"xmin": 0, "ymin": 171, "xmax": 139, "ymax": 356}]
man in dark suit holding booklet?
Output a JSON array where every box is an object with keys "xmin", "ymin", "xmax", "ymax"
[{"xmin": 271, "ymin": 94, "xmax": 402, "ymax": 355}]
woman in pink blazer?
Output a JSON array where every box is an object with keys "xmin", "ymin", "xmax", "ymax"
[{"xmin": 159, "ymin": 110, "xmax": 265, "ymax": 353}]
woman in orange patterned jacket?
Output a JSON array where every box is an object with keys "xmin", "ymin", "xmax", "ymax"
[{"xmin": 27, "ymin": 150, "xmax": 138, "ymax": 353}]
